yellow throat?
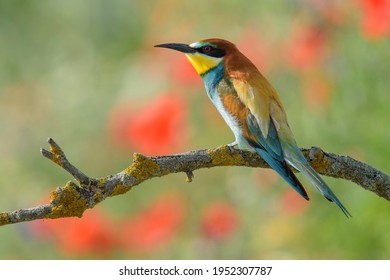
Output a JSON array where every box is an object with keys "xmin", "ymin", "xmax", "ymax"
[{"xmin": 185, "ymin": 53, "xmax": 222, "ymax": 75}]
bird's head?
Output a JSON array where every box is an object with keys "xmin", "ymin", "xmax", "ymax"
[{"xmin": 155, "ymin": 38, "xmax": 236, "ymax": 76}]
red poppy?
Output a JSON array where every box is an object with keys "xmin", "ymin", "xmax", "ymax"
[
  {"xmin": 280, "ymin": 189, "xmax": 310, "ymax": 216},
  {"xmin": 119, "ymin": 192, "xmax": 185, "ymax": 253},
  {"xmin": 359, "ymin": 0, "xmax": 390, "ymax": 39},
  {"xmin": 286, "ymin": 25, "xmax": 328, "ymax": 70},
  {"xmin": 108, "ymin": 92, "xmax": 189, "ymax": 155},
  {"xmin": 201, "ymin": 201, "xmax": 238, "ymax": 240},
  {"xmin": 29, "ymin": 209, "xmax": 116, "ymax": 257}
]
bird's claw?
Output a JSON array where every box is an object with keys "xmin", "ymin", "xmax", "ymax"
[
  {"xmin": 309, "ymin": 146, "xmax": 322, "ymax": 161},
  {"xmin": 226, "ymin": 141, "xmax": 237, "ymax": 154}
]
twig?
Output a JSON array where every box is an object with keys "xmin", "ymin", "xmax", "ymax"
[
  {"xmin": 0, "ymin": 138, "xmax": 389, "ymax": 226},
  {"xmin": 40, "ymin": 138, "xmax": 92, "ymax": 185}
]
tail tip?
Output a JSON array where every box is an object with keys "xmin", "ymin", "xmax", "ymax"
[
  {"xmin": 342, "ymin": 207, "xmax": 352, "ymax": 219},
  {"xmin": 334, "ymin": 200, "xmax": 352, "ymax": 218},
  {"xmin": 324, "ymin": 193, "xmax": 352, "ymax": 218}
]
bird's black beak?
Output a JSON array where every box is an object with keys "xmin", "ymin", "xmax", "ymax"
[{"xmin": 154, "ymin": 43, "xmax": 195, "ymax": 54}]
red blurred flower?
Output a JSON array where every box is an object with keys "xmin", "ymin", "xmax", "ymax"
[
  {"xmin": 359, "ymin": 0, "xmax": 390, "ymax": 39},
  {"xmin": 119, "ymin": 192, "xmax": 185, "ymax": 253},
  {"xmin": 201, "ymin": 201, "xmax": 238, "ymax": 240},
  {"xmin": 286, "ymin": 25, "xmax": 328, "ymax": 70},
  {"xmin": 29, "ymin": 210, "xmax": 116, "ymax": 257},
  {"xmin": 280, "ymin": 189, "xmax": 309, "ymax": 215},
  {"xmin": 285, "ymin": 24, "xmax": 333, "ymax": 111},
  {"xmin": 108, "ymin": 92, "xmax": 189, "ymax": 155}
]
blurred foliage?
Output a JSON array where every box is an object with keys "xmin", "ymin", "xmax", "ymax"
[{"xmin": 0, "ymin": 0, "xmax": 389, "ymax": 259}]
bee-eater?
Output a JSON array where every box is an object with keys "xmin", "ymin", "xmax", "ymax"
[{"xmin": 155, "ymin": 38, "xmax": 351, "ymax": 217}]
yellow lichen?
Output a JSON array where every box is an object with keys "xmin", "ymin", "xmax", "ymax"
[
  {"xmin": 208, "ymin": 145, "xmax": 247, "ymax": 166},
  {"xmin": 0, "ymin": 213, "xmax": 9, "ymax": 226},
  {"xmin": 124, "ymin": 153, "xmax": 160, "ymax": 180},
  {"xmin": 49, "ymin": 144, "xmax": 63, "ymax": 156},
  {"xmin": 303, "ymin": 148, "xmax": 330, "ymax": 172},
  {"xmin": 51, "ymin": 154, "xmax": 63, "ymax": 166},
  {"xmin": 46, "ymin": 181, "xmax": 87, "ymax": 219},
  {"xmin": 110, "ymin": 184, "xmax": 131, "ymax": 197},
  {"xmin": 98, "ymin": 178, "xmax": 107, "ymax": 188},
  {"xmin": 49, "ymin": 145, "xmax": 64, "ymax": 166},
  {"xmin": 90, "ymin": 178, "xmax": 107, "ymax": 204},
  {"xmin": 93, "ymin": 190, "xmax": 104, "ymax": 204}
]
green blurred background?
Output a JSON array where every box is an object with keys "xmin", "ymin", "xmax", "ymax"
[{"xmin": 0, "ymin": 0, "xmax": 389, "ymax": 259}]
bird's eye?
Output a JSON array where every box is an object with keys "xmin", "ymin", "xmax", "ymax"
[{"xmin": 202, "ymin": 46, "xmax": 213, "ymax": 53}]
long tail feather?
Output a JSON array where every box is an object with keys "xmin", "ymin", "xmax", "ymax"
[
  {"xmin": 245, "ymin": 138, "xmax": 309, "ymax": 200},
  {"xmin": 284, "ymin": 147, "xmax": 352, "ymax": 218},
  {"xmin": 258, "ymin": 148, "xmax": 310, "ymax": 201}
]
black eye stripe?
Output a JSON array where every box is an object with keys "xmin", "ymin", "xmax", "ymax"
[{"xmin": 196, "ymin": 46, "xmax": 226, "ymax": 58}]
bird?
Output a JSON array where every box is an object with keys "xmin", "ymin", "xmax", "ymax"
[{"xmin": 155, "ymin": 38, "xmax": 351, "ymax": 217}]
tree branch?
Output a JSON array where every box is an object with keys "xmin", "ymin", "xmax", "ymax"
[{"xmin": 1, "ymin": 138, "xmax": 389, "ymax": 226}]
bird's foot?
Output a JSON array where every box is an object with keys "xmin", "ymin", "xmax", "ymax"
[
  {"xmin": 308, "ymin": 146, "xmax": 323, "ymax": 161},
  {"xmin": 226, "ymin": 141, "xmax": 237, "ymax": 154}
]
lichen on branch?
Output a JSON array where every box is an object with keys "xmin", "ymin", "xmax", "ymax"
[{"xmin": 0, "ymin": 138, "xmax": 389, "ymax": 226}]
